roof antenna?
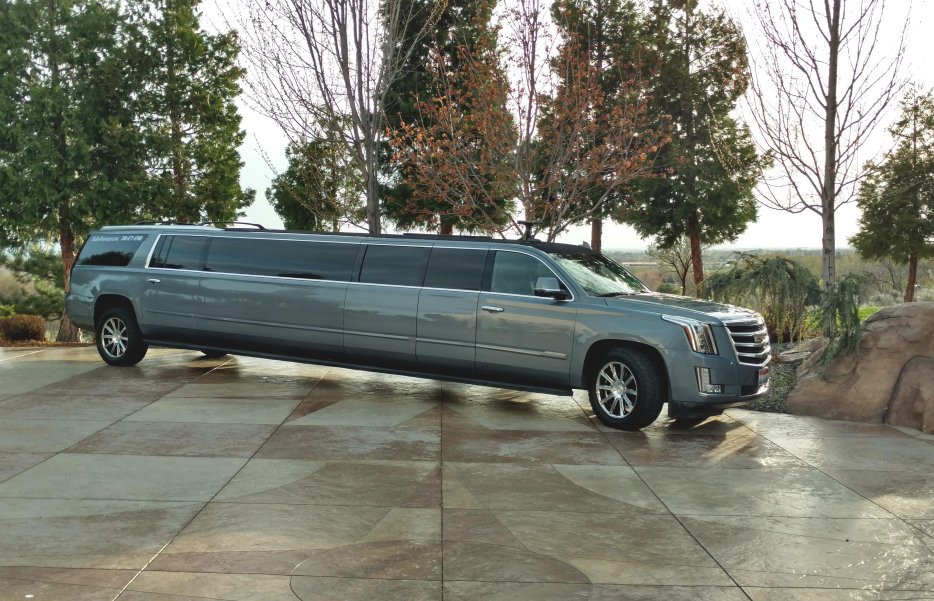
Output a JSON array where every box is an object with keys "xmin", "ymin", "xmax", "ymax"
[{"xmin": 517, "ymin": 220, "xmax": 537, "ymax": 242}]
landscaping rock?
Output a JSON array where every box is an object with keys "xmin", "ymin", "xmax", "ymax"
[
  {"xmin": 887, "ymin": 356, "xmax": 934, "ymax": 433},
  {"xmin": 786, "ymin": 302, "xmax": 934, "ymax": 434}
]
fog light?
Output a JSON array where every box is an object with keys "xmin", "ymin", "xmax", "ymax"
[{"xmin": 695, "ymin": 367, "xmax": 722, "ymax": 394}]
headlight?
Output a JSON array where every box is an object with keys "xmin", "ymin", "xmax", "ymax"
[{"xmin": 662, "ymin": 315, "xmax": 718, "ymax": 355}]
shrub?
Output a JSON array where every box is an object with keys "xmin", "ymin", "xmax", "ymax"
[
  {"xmin": 814, "ymin": 273, "xmax": 865, "ymax": 360},
  {"xmin": 0, "ymin": 305, "xmax": 14, "ymax": 318},
  {"xmin": 0, "ymin": 314, "xmax": 46, "ymax": 342},
  {"xmin": 655, "ymin": 282, "xmax": 680, "ymax": 294},
  {"xmin": 704, "ymin": 254, "xmax": 821, "ymax": 342}
]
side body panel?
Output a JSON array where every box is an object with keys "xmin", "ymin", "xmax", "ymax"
[
  {"xmin": 197, "ymin": 273, "xmax": 348, "ymax": 357},
  {"xmin": 416, "ymin": 288, "xmax": 479, "ymax": 375},
  {"xmin": 343, "ymin": 283, "xmax": 421, "ymax": 368}
]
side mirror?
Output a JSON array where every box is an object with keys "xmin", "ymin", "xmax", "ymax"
[{"xmin": 534, "ymin": 277, "xmax": 570, "ymax": 300}]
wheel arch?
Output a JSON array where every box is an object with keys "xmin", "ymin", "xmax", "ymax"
[
  {"xmin": 94, "ymin": 294, "xmax": 136, "ymax": 326},
  {"xmin": 582, "ymin": 340, "xmax": 670, "ymax": 404}
]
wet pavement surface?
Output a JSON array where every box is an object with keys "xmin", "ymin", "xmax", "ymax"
[{"xmin": 0, "ymin": 346, "xmax": 932, "ymax": 600}]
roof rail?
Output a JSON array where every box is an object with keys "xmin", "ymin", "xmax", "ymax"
[
  {"xmin": 200, "ymin": 221, "xmax": 266, "ymax": 230},
  {"xmin": 401, "ymin": 232, "xmax": 493, "ymax": 241}
]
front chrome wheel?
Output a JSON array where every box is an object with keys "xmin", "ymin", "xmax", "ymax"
[
  {"xmin": 595, "ymin": 361, "xmax": 638, "ymax": 418},
  {"xmin": 100, "ymin": 316, "xmax": 129, "ymax": 359},
  {"xmin": 587, "ymin": 347, "xmax": 663, "ymax": 430}
]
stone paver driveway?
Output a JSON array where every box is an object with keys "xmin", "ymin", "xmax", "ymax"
[{"xmin": 0, "ymin": 346, "xmax": 933, "ymax": 600}]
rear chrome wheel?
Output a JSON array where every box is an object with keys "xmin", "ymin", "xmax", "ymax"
[
  {"xmin": 101, "ymin": 317, "xmax": 129, "ymax": 360},
  {"xmin": 95, "ymin": 306, "xmax": 148, "ymax": 366}
]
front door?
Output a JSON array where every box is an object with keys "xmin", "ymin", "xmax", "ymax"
[{"xmin": 475, "ymin": 250, "xmax": 577, "ymax": 388}]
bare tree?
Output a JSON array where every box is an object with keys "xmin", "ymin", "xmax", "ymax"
[
  {"xmin": 499, "ymin": 1, "xmax": 667, "ymax": 243},
  {"xmin": 502, "ymin": 0, "xmax": 556, "ymax": 226},
  {"xmin": 647, "ymin": 236, "xmax": 707, "ymax": 296},
  {"xmin": 239, "ymin": 0, "xmax": 444, "ymax": 233},
  {"xmin": 747, "ymin": 0, "xmax": 906, "ymax": 288}
]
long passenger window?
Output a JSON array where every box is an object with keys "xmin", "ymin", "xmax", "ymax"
[
  {"xmin": 423, "ymin": 248, "xmax": 487, "ymax": 291},
  {"xmin": 205, "ymin": 238, "xmax": 359, "ymax": 281},
  {"xmin": 150, "ymin": 236, "xmax": 208, "ymax": 270},
  {"xmin": 488, "ymin": 251, "xmax": 559, "ymax": 296},
  {"xmin": 359, "ymin": 245, "xmax": 430, "ymax": 287}
]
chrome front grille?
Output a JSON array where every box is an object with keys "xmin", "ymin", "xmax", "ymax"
[{"xmin": 724, "ymin": 319, "xmax": 771, "ymax": 366}]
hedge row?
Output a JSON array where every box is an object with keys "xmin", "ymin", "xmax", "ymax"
[{"xmin": 0, "ymin": 315, "xmax": 46, "ymax": 342}]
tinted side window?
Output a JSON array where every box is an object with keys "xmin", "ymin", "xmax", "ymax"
[
  {"xmin": 77, "ymin": 234, "xmax": 148, "ymax": 267},
  {"xmin": 359, "ymin": 245, "xmax": 430, "ymax": 287},
  {"xmin": 205, "ymin": 238, "xmax": 359, "ymax": 281},
  {"xmin": 151, "ymin": 236, "xmax": 208, "ymax": 270},
  {"xmin": 488, "ymin": 251, "xmax": 558, "ymax": 296},
  {"xmin": 423, "ymin": 248, "xmax": 487, "ymax": 291}
]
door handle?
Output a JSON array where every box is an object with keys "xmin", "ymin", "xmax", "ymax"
[
  {"xmin": 147, "ymin": 278, "xmax": 161, "ymax": 284},
  {"xmin": 481, "ymin": 305, "xmax": 504, "ymax": 313}
]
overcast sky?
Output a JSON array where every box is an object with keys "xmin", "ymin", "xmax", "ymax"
[{"xmin": 203, "ymin": 0, "xmax": 930, "ymax": 250}]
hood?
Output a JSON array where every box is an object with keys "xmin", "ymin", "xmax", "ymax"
[{"xmin": 605, "ymin": 292, "xmax": 760, "ymax": 323}]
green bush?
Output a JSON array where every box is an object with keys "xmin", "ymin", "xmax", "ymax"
[
  {"xmin": 0, "ymin": 305, "xmax": 14, "ymax": 318},
  {"xmin": 655, "ymin": 282, "xmax": 680, "ymax": 294},
  {"xmin": 704, "ymin": 254, "xmax": 821, "ymax": 342},
  {"xmin": 815, "ymin": 274, "xmax": 865, "ymax": 360},
  {"xmin": 0, "ymin": 314, "xmax": 46, "ymax": 342}
]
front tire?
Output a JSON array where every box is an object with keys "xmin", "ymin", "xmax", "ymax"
[
  {"xmin": 587, "ymin": 347, "xmax": 664, "ymax": 430},
  {"xmin": 96, "ymin": 307, "xmax": 148, "ymax": 366}
]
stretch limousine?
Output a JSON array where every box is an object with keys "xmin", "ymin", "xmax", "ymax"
[{"xmin": 64, "ymin": 224, "xmax": 770, "ymax": 430}]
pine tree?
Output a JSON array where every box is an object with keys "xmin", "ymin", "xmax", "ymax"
[
  {"xmin": 627, "ymin": 0, "xmax": 764, "ymax": 295},
  {"xmin": 267, "ymin": 139, "xmax": 364, "ymax": 231},
  {"xmin": 127, "ymin": 0, "xmax": 253, "ymax": 223},
  {"xmin": 0, "ymin": 0, "xmax": 149, "ymax": 340},
  {"xmin": 851, "ymin": 91, "xmax": 934, "ymax": 302}
]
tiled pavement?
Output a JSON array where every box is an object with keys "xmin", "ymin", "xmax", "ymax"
[{"xmin": 0, "ymin": 347, "xmax": 932, "ymax": 600}]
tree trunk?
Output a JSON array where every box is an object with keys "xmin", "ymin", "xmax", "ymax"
[
  {"xmin": 165, "ymin": 0, "xmax": 190, "ymax": 224},
  {"xmin": 56, "ymin": 224, "xmax": 80, "ymax": 342},
  {"xmin": 905, "ymin": 252, "xmax": 918, "ymax": 302},
  {"xmin": 440, "ymin": 222, "xmax": 453, "ymax": 235},
  {"xmin": 689, "ymin": 231, "xmax": 704, "ymax": 297},
  {"xmin": 365, "ymin": 135, "xmax": 380, "ymax": 235},
  {"xmin": 590, "ymin": 219, "xmax": 602, "ymax": 252},
  {"xmin": 820, "ymin": 0, "xmax": 841, "ymax": 290}
]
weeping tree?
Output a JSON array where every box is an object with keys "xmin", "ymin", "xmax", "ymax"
[{"xmin": 704, "ymin": 254, "xmax": 820, "ymax": 342}]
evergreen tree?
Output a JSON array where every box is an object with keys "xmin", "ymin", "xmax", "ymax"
[
  {"xmin": 549, "ymin": 0, "xmax": 645, "ymax": 251},
  {"xmin": 383, "ymin": 0, "xmax": 511, "ymax": 234},
  {"xmin": 0, "ymin": 0, "xmax": 149, "ymax": 340},
  {"xmin": 267, "ymin": 139, "xmax": 364, "ymax": 231},
  {"xmin": 851, "ymin": 91, "xmax": 934, "ymax": 302},
  {"xmin": 627, "ymin": 0, "xmax": 764, "ymax": 295},
  {"xmin": 127, "ymin": 0, "xmax": 253, "ymax": 223}
]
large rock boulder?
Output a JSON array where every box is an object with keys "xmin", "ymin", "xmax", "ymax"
[{"xmin": 786, "ymin": 302, "xmax": 934, "ymax": 433}]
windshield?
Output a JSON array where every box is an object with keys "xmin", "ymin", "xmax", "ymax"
[{"xmin": 549, "ymin": 251, "xmax": 649, "ymax": 296}]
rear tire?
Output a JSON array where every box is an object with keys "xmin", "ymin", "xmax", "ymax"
[
  {"xmin": 95, "ymin": 306, "xmax": 148, "ymax": 366},
  {"xmin": 587, "ymin": 347, "xmax": 664, "ymax": 430}
]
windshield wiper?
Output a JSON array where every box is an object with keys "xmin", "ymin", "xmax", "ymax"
[{"xmin": 596, "ymin": 291, "xmax": 635, "ymax": 297}]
